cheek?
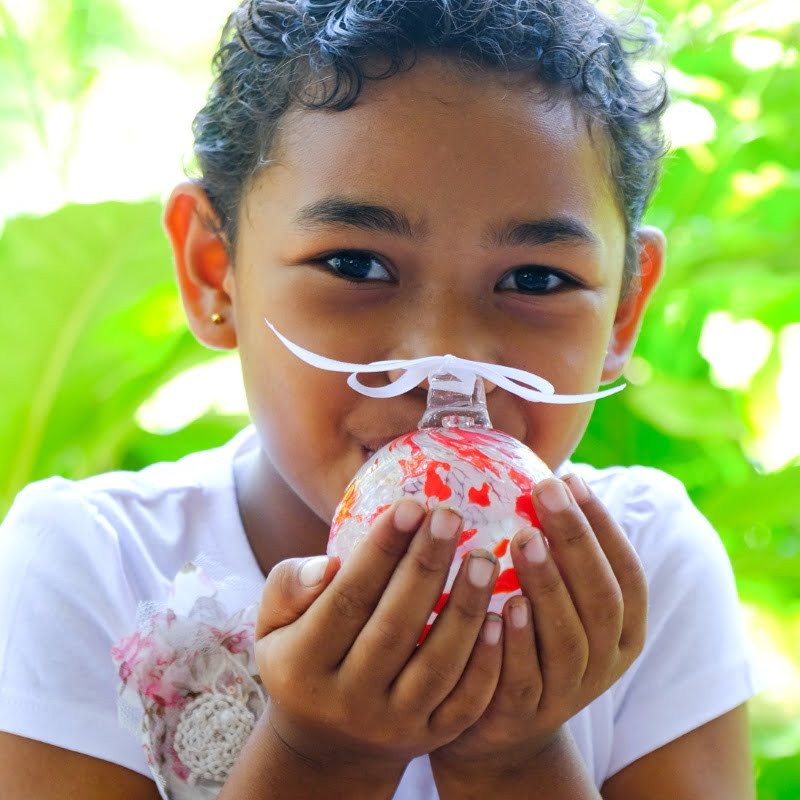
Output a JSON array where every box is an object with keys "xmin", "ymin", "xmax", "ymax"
[
  {"xmin": 239, "ymin": 339, "xmax": 360, "ymax": 511},
  {"xmin": 520, "ymin": 401, "xmax": 594, "ymax": 471},
  {"xmin": 544, "ymin": 308, "xmax": 615, "ymax": 391},
  {"xmin": 508, "ymin": 325, "xmax": 609, "ymax": 469},
  {"xmin": 248, "ymin": 366, "xmax": 343, "ymax": 454},
  {"xmin": 555, "ymin": 341, "xmax": 609, "ymax": 391}
]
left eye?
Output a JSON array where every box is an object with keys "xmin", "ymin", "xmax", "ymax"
[
  {"xmin": 496, "ymin": 267, "xmax": 575, "ymax": 294},
  {"xmin": 320, "ymin": 251, "xmax": 392, "ymax": 283}
]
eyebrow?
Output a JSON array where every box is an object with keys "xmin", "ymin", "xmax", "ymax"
[{"xmin": 293, "ymin": 196, "xmax": 600, "ymax": 250}]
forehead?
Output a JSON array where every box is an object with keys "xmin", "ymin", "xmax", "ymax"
[{"xmin": 248, "ymin": 55, "xmax": 622, "ymax": 255}]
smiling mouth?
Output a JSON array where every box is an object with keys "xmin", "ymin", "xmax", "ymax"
[
  {"xmin": 361, "ymin": 445, "xmax": 385, "ymax": 462},
  {"xmin": 360, "ymin": 434, "xmax": 408, "ymax": 461}
]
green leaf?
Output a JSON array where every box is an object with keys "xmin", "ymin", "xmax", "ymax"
[
  {"xmin": 622, "ymin": 376, "xmax": 745, "ymax": 440},
  {"xmin": 0, "ymin": 201, "xmax": 214, "ymax": 512},
  {"xmin": 754, "ymin": 754, "xmax": 800, "ymax": 800},
  {"xmin": 698, "ymin": 467, "xmax": 800, "ymax": 532}
]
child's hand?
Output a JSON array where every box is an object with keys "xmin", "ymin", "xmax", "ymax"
[
  {"xmin": 254, "ymin": 501, "xmax": 504, "ymax": 784},
  {"xmin": 430, "ymin": 475, "xmax": 648, "ymax": 780}
]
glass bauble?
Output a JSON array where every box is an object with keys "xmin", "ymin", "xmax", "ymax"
[{"xmin": 329, "ymin": 423, "xmax": 551, "ymax": 640}]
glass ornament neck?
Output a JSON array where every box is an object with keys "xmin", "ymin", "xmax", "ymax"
[{"xmin": 418, "ymin": 363, "xmax": 491, "ymax": 429}]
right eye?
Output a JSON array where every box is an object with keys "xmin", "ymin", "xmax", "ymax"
[{"xmin": 317, "ymin": 251, "xmax": 393, "ymax": 283}]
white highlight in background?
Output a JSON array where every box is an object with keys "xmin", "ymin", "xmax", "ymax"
[
  {"xmin": 65, "ymin": 55, "xmax": 208, "ymax": 205},
  {"xmin": 743, "ymin": 602, "xmax": 800, "ymax": 758},
  {"xmin": 663, "ymin": 100, "xmax": 717, "ymax": 149},
  {"xmin": 753, "ymin": 324, "xmax": 800, "ymax": 471},
  {"xmin": 699, "ymin": 311, "xmax": 773, "ymax": 391},
  {"xmin": 732, "ymin": 35, "xmax": 785, "ymax": 70},
  {"xmin": 136, "ymin": 355, "xmax": 248, "ymax": 434}
]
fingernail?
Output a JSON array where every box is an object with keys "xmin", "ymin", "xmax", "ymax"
[
  {"xmin": 535, "ymin": 479, "xmax": 570, "ymax": 512},
  {"xmin": 394, "ymin": 499, "xmax": 426, "ymax": 533},
  {"xmin": 481, "ymin": 615, "xmax": 503, "ymax": 645},
  {"xmin": 468, "ymin": 553, "xmax": 496, "ymax": 587},
  {"xmin": 510, "ymin": 601, "xmax": 528, "ymax": 629},
  {"xmin": 564, "ymin": 474, "xmax": 590, "ymax": 504},
  {"xmin": 520, "ymin": 528, "xmax": 548, "ymax": 563},
  {"xmin": 431, "ymin": 507, "xmax": 462, "ymax": 540},
  {"xmin": 300, "ymin": 556, "xmax": 328, "ymax": 587}
]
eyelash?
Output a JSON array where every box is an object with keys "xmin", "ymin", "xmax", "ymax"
[
  {"xmin": 316, "ymin": 251, "xmax": 393, "ymax": 285},
  {"xmin": 315, "ymin": 250, "xmax": 580, "ymax": 294}
]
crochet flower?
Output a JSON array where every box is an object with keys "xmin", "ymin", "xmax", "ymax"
[{"xmin": 112, "ymin": 562, "xmax": 266, "ymax": 800}]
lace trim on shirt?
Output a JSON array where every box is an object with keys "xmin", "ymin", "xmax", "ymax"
[{"xmin": 111, "ymin": 553, "xmax": 265, "ymax": 800}]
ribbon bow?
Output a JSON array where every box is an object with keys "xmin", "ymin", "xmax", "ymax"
[{"xmin": 265, "ymin": 320, "xmax": 624, "ymax": 404}]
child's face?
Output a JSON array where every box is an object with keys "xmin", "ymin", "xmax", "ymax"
[{"xmin": 174, "ymin": 55, "xmax": 662, "ymax": 526}]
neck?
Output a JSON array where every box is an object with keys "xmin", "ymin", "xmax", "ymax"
[{"xmin": 233, "ymin": 445, "xmax": 331, "ymax": 578}]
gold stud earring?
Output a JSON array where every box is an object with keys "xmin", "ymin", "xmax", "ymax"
[{"xmin": 211, "ymin": 313, "xmax": 224, "ymax": 325}]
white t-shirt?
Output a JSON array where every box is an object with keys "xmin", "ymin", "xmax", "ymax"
[{"xmin": 0, "ymin": 426, "xmax": 759, "ymax": 798}]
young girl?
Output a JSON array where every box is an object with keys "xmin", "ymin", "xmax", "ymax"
[{"xmin": 0, "ymin": 0, "xmax": 759, "ymax": 797}]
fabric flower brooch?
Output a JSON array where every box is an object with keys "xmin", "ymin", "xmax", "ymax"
[{"xmin": 111, "ymin": 561, "xmax": 266, "ymax": 800}]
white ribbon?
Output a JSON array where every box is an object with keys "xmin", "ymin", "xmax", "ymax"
[{"xmin": 265, "ymin": 319, "xmax": 625, "ymax": 404}]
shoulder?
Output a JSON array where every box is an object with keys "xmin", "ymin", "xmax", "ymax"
[
  {"xmin": 0, "ymin": 475, "xmax": 127, "ymax": 614},
  {"xmin": 2, "ymin": 426, "xmax": 254, "ymax": 537},
  {"xmin": 562, "ymin": 466, "xmax": 759, "ymax": 780},
  {"xmin": 0, "ymin": 475, "xmax": 158, "ymax": 776},
  {"xmin": 0, "ymin": 428, "xmax": 259, "ymax": 778},
  {"xmin": 0, "ymin": 426, "xmax": 257, "ymax": 624},
  {"xmin": 566, "ymin": 463, "xmax": 726, "ymax": 575},
  {"xmin": 567, "ymin": 462, "xmax": 693, "ymax": 523},
  {"xmin": 566, "ymin": 462, "xmax": 747, "ymax": 661}
]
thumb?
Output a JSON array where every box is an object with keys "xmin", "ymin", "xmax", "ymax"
[{"xmin": 255, "ymin": 555, "xmax": 340, "ymax": 640}]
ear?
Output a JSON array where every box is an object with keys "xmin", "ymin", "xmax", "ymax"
[
  {"xmin": 601, "ymin": 226, "xmax": 665, "ymax": 383},
  {"xmin": 163, "ymin": 182, "xmax": 237, "ymax": 351}
]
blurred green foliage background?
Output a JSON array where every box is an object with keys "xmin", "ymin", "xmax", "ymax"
[{"xmin": 1, "ymin": 0, "xmax": 798, "ymax": 795}]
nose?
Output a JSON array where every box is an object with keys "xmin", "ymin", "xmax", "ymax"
[{"xmin": 384, "ymin": 323, "xmax": 499, "ymax": 395}]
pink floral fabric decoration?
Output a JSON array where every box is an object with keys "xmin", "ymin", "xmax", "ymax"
[{"xmin": 111, "ymin": 561, "xmax": 266, "ymax": 800}]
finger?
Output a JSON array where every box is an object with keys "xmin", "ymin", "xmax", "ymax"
[
  {"xmin": 342, "ymin": 506, "xmax": 463, "ymax": 686},
  {"xmin": 429, "ymin": 612, "xmax": 503, "ymax": 738},
  {"xmin": 299, "ymin": 499, "xmax": 427, "ymax": 667},
  {"xmin": 393, "ymin": 550, "xmax": 498, "ymax": 712},
  {"xmin": 510, "ymin": 528, "xmax": 588, "ymax": 700},
  {"xmin": 255, "ymin": 555, "xmax": 341, "ymax": 640},
  {"xmin": 562, "ymin": 473, "xmax": 648, "ymax": 662},
  {"xmin": 531, "ymin": 478, "xmax": 624, "ymax": 677},
  {"xmin": 489, "ymin": 596, "xmax": 542, "ymax": 720}
]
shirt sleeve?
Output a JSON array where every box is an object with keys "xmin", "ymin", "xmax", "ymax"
[
  {"xmin": 0, "ymin": 478, "xmax": 150, "ymax": 778},
  {"xmin": 604, "ymin": 467, "xmax": 761, "ymax": 779}
]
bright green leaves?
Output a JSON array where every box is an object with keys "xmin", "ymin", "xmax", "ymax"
[{"xmin": 0, "ymin": 201, "xmax": 212, "ymax": 504}]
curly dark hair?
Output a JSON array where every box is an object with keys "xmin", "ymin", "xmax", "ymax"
[{"xmin": 192, "ymin": 0, "xmax": 668, "ymax": 285}]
